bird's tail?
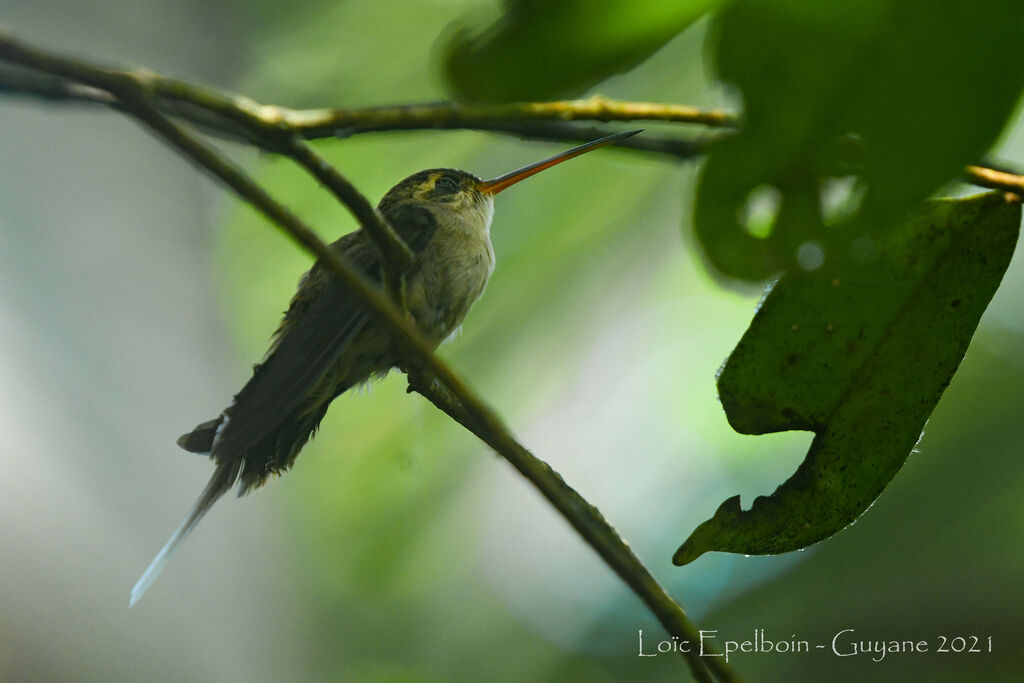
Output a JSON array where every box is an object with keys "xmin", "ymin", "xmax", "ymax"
[{"xmin": 129, "ymin": 460, "xmax": 240, "ymax": 607}]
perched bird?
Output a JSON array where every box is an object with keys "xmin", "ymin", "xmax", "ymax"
[{"xmin": 130, "ymin": 129, "xmax": 640, "ymax": 606}]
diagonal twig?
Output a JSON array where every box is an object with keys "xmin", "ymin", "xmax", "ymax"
[
  {"xmin": 116, "ymin": 95, "xmax": 730, "ymax": 683},
  {"xmin": 282, "ymin": 135, "xmax": 413, "ymax": 300},
  {"xmin": 0, "ymin": 29, "xmax": 742, "ymax": 683}
]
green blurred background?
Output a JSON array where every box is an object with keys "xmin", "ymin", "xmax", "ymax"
[{"xmin": 1, "ymin": 1, "xmax": 1022, "ymax": 681}]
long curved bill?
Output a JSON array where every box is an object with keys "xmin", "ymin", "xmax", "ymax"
[{"xmin": 477, "ymin": 129, "xmax": 642, "ymax": 195}]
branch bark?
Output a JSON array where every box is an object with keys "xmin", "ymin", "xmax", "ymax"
[
  {"xmin": 4, "ymin": 50, "xmax": 1018, "ymax": 196},
  {"xmin": 965, "ymin": 164, "xmax": 1024, "ymax": 199},
  {"xmin": 0, "ymin": 54, "xmax": 722, "ymax": 159}
]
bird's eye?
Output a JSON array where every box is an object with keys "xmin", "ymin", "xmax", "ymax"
[{"xmin": 435, "ymin": 176, "xmax": 458, "ymax": 192}]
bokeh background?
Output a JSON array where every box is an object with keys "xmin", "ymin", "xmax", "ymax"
[{"xmin": 2, "ymin": 1, "xmax": 1022, "ymax": 681}]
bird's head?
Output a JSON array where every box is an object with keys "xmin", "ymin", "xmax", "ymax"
[
  {"xmin": 377, "ymin": 130, "xmax": 641, "ymax": 234},
  {"xmin": 378, "ymin": 167, "xmax": 489, "ymax": 219}
]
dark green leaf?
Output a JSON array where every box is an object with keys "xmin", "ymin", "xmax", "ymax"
[
  {"xmin": 675, "ymin": 192, "xmax": 1020, "ymax": 565},
  {"xmin": 692, "ymin": 0, "xmax": 1024, "ymax": 280},
  {"xmin": 441, "ymin": 0, "xmax": 723, "ymax": 103}
]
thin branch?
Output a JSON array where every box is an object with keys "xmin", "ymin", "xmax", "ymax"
[
  {"xmin": 283, "ymin": 98, "xmax": 738, "ymax": 135},
  {"xmin": 2, "ymin": 60, "xmax": 738, "ymax": 136},
  {"xmin": 7, "ymin": 52, "xmax": 1022, "ymax": 198},
  {"xmin": 0, "ymin": 30, "xmax": 740, "ymax": 682},
  {"xmin": 965, "ymin": 164, "xmax": 1024, "ymax": 199},
  {"xmin": 0, "ymin": 62, "xmax": 115, "ymax": 105},
  {"xmin": 0, "ymin": 43, "xmax": 725, "ymax": 159},
  {"xmin": 439, "ymin": 120, "xmax": 720, "ymax": 160},
  {"xmin": 406, "ymin": 372, "xmax": 739, "ymax": 683},
  {"xmin": 282, "ymin": 135, "xmax": 413, "ymax": 298},
  {"xmin": 0, "ymin": 66, "xmax": 717, "ymax": 159}
]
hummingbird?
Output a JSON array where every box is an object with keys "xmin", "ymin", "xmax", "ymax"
[{"xmin": 130, "ymin": 129, "xmax": 640, "ymax": 606}]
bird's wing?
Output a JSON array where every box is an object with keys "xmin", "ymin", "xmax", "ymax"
[
  {"xmin": 209, "ymin": 203, "xmax": 438, "ymax": 460},
  {"xmin": 210, "ymin": 232, "xmax": 382, "ymax": 457},
  {"xmin": 384, "ymin": 200, "xmax": 442, "ymax": 255}
]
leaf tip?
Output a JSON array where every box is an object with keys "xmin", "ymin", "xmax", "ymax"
[
  {"xmin": 672, "ymin": 543, "xmax": 703, "ymax": 566},
  {"xmin": 673, "ymin": 495, "xmax": 744, "ymax": 566}
]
